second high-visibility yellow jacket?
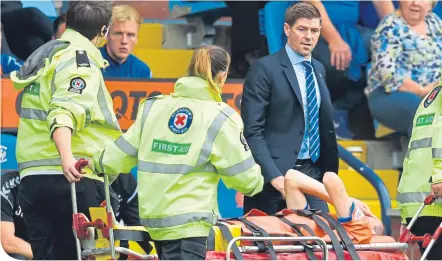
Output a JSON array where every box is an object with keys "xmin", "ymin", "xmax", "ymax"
[
  {"xmin": 10, "ymin": 29, "xmax": 121, "ymax": 180},
  {"xmin": 92, "ymin": 76, "xmax": 264, "ymax": 241},
  {"xmin": 398, "ymin": 80, "xmax": 442, "ymax": 222}
]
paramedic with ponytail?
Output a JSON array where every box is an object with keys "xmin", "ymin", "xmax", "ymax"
[{"xmin": 88, "ymin": 45, "xmax": 264, "ymax": 260}]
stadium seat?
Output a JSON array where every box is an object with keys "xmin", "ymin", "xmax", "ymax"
[
  {"xmin": 169, "ymin": 0, "xmax": 229, "ymax": 21},
  {"xmin": 135, "ymin": 23, "xmax": 163, "ymax": 51},
  {"xmin": 133, "ymin": 49, "xmax": 193, "ymax": 78},
  {"xmin": 21, "ymin": 0, "xmax": 58, "ymax": 18},
  {"xmin": 0, "ymin": 134, "xmax": 18, "ymax": 173},
  {"xmin": 263, "ymin": 1, "xmax": 291, "ymax": 54}
]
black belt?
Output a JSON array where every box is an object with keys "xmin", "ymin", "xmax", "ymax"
[{"xmin": 295, "ymin": 159, "xmax": 313, "ymax": 167}]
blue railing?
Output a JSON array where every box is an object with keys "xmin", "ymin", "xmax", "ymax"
[{"xmin": 338, "ymin": 144, "xmax": 392, "ymax": 236}]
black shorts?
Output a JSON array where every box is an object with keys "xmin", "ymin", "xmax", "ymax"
[
  {"xmin": 19, "ymin": 175, "xmax": 119, "ymax": 260},
  {"xmin": 406, "ymin": 216, "xmax": 442, "ymax": 260},
  {"xmin": 154, "ymin": 237, "xmax": 207, "ymax": 260}
]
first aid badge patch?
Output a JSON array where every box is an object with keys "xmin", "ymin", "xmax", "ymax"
[
  {"xmin": 424, "ymin": 86, "xmax": 441, "ymax": 108},
  {"xmin": 68, "ymin": 77, "xmax": 86, "ymax": 94},
  {"xmin": 168, "ymin": 108, "xmax": 193, "ymax": 134}
]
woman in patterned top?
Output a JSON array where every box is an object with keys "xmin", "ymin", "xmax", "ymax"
[{"xmin": 366, "ymin": 0, "xmax": 442, "ymax": 137}]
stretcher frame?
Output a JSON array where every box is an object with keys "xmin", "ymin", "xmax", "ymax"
[
  {"xmin": 73, "ymin": 159, "xmax": 147, "ymax": 260},
  {"xmin": 225, "ymin": 236, "xmax": 409, "ymax": 261},
  {"xmin": 398, "ymin": 194, "xmax": 442, "ymax": 261},
  {"xmin": 72, "ymin": 159, "xmax": 412, "ymax": 260}
]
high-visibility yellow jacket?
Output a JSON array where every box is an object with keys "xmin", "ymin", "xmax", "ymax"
[
  {"xmin": 10, "ymin": 29, "xmax": 121, "ymax": 180},
  {"xmin": 92, "ymin": 76, "xmax": 264, "ymax": 240},
  {"xmin": 398, "ymin": 81, "xmax": 442, "ymax": 222}
]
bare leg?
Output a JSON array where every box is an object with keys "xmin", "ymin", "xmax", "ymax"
[
  {"xmin": 285, "ymin": 170, "xmax": 353, "ymax": 218},
  {"xmin": 284, "ymin": 170, "xmax": 308, "ymax": 209},
  {"xmin": 285, "ymin": 169, "xmax": 331, "ymax": 209},
  {"xmin": 284, "ymin": 169, "xmax": 330, "ymax": 209},
  {"xmin": 323, "ymin": 172, "xmax": 353, "ymax": 218}
]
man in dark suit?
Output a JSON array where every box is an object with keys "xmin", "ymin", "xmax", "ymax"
[{"xmin": 241, "ymin": 2, "xmax": 338, "ymax": 215}]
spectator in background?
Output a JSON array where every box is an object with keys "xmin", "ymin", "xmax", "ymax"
[
  {"xmin": 1, "ymin": 23, "xmax": 22, "ymax": 75},
  {"xmin": 53, "ymin": 13, "xmax": 66, "ymax": 40},
  {"xmin": 306, "ymin": 0, "xmax": 395, "ymax": 139},
  {"xmin": 225, "ymin": 1, "xmax": 268, "ymax": 78},
  {"xmin": 1, "ymin": 1, "xmax": 53, "ymax": 61},
  {"xmin": 1, "ymin": 171, "xmax": 32, "ymax": 260},
  {"xmin": 366, "ymin": 0, "xmax": 442, "ymax": 137},
  {"xmin": 100, "ymin": 5, "xmax": 152, "ymax": 79}
]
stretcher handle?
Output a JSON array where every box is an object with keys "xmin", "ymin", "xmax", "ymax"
[
  {"xmin": 424, "ymin": 195, "xmax": 436, "ymax": 205},
  {"xmin": 72, "ymin": 158, "xmax": 88, "ymax": 261},
  {"xmin": 398, "ymin": 195, "xmax": 436, "ymax": 243},
  {"xmin": 75, "ymin": 158, "xmax": 89, "ymax": 172}
]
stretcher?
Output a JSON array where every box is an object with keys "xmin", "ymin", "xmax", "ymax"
[
  {"xmin": 398, "ymin": 194, "xmax": 442, "ymax": 260},
  {"xmin": 70, "ymin": 159, "xmax": 421, "ymax": 260}
]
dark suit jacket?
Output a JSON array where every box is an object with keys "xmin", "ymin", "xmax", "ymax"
[{"xmin": 241, "ymin": 47, "xmax": 338, "ymax": 213}]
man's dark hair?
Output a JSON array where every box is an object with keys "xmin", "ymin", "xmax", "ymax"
[
  {"xmin": 66, "ymin": 1, "xmax": 113, "ymax": 40},
  {"xmin": 53, "ymin": 13, "xmax": 66, "ymax": 35},
  {"xmin": 285, "ymin": 2, "xmax": 322, "ymax": 28}
]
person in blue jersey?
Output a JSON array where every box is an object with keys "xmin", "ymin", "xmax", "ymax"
[{"xmin": 100, "ymin": 5, "xmax": 152, "ymax": 79}]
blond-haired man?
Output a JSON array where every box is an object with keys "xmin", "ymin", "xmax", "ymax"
[{"xmin": 100, "ymin": 4, "xmax": 152, "ymax": 78}]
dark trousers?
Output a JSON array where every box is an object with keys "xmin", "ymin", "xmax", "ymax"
[
  {"xmin": 1, "ymin": 7, "xmax": 53, "ymax": 60},
  {"xmin": 368, "ymin": 87, "xmax": 421, "ymax": 137},
  {"xmin": 154, "ymin": 237, "xmax": 207, "ymax": 260},
  {"xmin": 406, "ymin": 216, "xmax": 442, "ymax": 260},
  {"xmin": 244, "ymin": 159, "xmax": 329, "ymax": 214},
  {"xmin": 19, "ymin": 175, "xmax": 119, "ymax": 260}
]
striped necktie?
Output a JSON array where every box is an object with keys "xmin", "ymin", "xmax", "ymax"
[{"xmin": 302, "ymin": 61, "xmax": 320, "ymax": 163}]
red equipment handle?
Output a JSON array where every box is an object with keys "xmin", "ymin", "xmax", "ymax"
[
  {"xmin": 75, "ymin": 158, "xmax": 88, "ymax": 172},
  {"xmin": 424, "ymin": 195, "xmax": 436, "ymax": 205}
]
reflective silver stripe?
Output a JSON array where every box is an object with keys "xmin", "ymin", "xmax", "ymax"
[
  {"xmin": 20, "ymin": 108, "xmax": 47, "ymax": 121},
  {"xmin": 51, "ymin": 72, "xmax": 56, "ymax": 95},
  {"xmin": 98, "ymin": 82, "xmax": 121, "ymax": 131},
  {"xmin": 219, "ymin": 156, "xmax": 256, "ymax": 176},
  {"xmin": 397, "ymin": 192, "xmax": 442, "ymax": 204},
  {"xmin": 18, "ymin": 156, "xmax": 88, "ymax": 171},
  {"xmin": 98, "ymin": 150, "xmax": 105, "ymax": 174},
  {"xmin": 433, "ymin": 148, "xmax": 442, "ymax": 159},
  {"xmin": 55, "ymin": 57, "xmax": 75, "ymax": 72},
  {"xmin": 115, "ymin": 136, "xmax": 138, "ymax": 157},
  {"xmin": 51, "ymin": 97, "xmax": 91, "ymax": 125},
  {"xmin": 97, "ymin": 80, "xmax": 121, "ymax": 130},
  {"xmin": 197, "ymin": 107, "xmax": 236, "ymax": 166},
  {"xmin": 138, "ymin": 161, "xmax": 216, "ymax": 174},
  {"xmin": 406, "ymin": 137, "xmax": 432, "ymax": 158},
  {"xmin": 141, "ymin": 99, "xmax": 155, "ymax": 129},
  {"xmin": 140, "ymin": 212, "xmax": 217, "ymax": 228}
]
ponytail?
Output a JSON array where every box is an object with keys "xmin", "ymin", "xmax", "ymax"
[{"xmin": 188, "ymin": 45, "xmax": 230, "ymax": 94}]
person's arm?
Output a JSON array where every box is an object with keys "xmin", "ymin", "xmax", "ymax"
[
  {"xmin": 0, "ymin": 222, "xmax": 33, "ymax": 259},
  {"xmin": 47, "ymin": 54, "xmax": 102, "ymax": 182},
  {"xmin": 1, "ymin": 197, "xmax": 32, "ymax": 259},
  {"xmin": 92, "ymin": 99, "xmax": 151, "ymax": 177},
  {"xmin": 112, "ymin": 174, "xmax": 141, "ymax": 226},
  {"xmin": 369, "ymin": 19, "xmax": 430, "ymax": 95},
  {"xmin": 211, "ymin": 108, "xmax": 264, "ymax": 197},
  {"xmin": 241, "ymin": 61, "xmax": 284, "ymax": 195},
  {"xmin": 303, "ymin": 0, "xmax": 351, "ymax": 71},
  {"xmin": 398, "ymin": 79, "xmax": 437, "ymax": 97},
  {"xmin": 372, "ymin": 0, "xmax": 395, "ymax": 20}
]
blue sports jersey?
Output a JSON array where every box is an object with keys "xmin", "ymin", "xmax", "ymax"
[
  {"xmin": 100, "ymin": 45, "xmax": 152, "ymax": 79},
  {"xmin": 1, "ymin": 54, "xmax": 22, "ymax": 74}
]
